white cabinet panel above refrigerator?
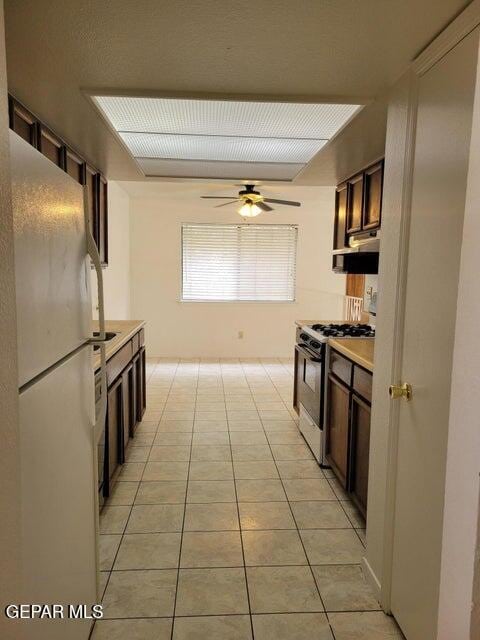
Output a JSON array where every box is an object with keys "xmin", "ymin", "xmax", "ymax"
[{"xmin": 10, "ymin": 132, "xmax": 92, "ymax": 387}]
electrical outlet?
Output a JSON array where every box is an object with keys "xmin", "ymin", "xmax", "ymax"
[{"xmin": 238, "ymin": 331, "xmax": 244, "ymax": 339}]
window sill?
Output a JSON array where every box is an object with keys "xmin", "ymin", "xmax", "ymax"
[{"xmin": 179, "ymin": 299, "xmax": 296, "ymax": 304}]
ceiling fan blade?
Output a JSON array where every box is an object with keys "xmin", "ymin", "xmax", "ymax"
[
  {"xmin": 263, "ymin": 198, "xmax": 301, "ymax": 207},
  {"xmin": 257, "ymin": 201, "xmax": 274, "ymax": 212},
  {"xmin": 201, "ymin": 196, "xmax": 237, "ymax": 199},
  {"xmin": 214, "ymin": 199, "xmax": 240, "ymax": 208}
]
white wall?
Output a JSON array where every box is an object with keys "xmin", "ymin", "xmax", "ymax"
[
  {"xmin": 91, "ymin": 181, "xmax": 131, "ymax": 320},
  {"xmin": 125, "ymin": 182, "xmax": 345, "ymax": 357}
]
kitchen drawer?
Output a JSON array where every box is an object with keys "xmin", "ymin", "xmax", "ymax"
[
  {"xmin": 353, "ymin": 365, "xmax": 373, "ymax": 403},
  {"xmin": 139, "ymin": 328, "xmax": 145, "ymax": 347},
  {"xmin": 330, "ymin": 350, "xmax": 352, "ymax": 386},
  {"xmin": 106, "ymin": 340, "xmax": 133, "ymax": 386}
]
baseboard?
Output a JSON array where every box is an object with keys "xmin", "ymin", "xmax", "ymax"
[{"xmin": 362, "ymin": 556, "xmax": 387, "ymax": 612}]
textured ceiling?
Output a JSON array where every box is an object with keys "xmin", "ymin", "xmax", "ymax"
[{"xmin": 4, "ymin": 0, "xmax": 468, "ymax": 184}]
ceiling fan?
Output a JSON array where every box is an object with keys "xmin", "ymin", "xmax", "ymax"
[{"xmin": 201, "ymin": 184, "xmax": 301, "ymax": 218}]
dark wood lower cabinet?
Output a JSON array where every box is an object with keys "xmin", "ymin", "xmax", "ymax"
[
  {"xmin": 106, "ymin": 377, "xmax": 123, "ymax": 496},
  {"xmin": 326, "ymin": 349, "xmax": 373, "ymax": 517},
  {"xmin": 349, "ymin": 393, "xmax": 371, "ymax": 516},
  {"xmin": 136, "ymin": 346, "xmax": 146, "ymax": 422},
  {"xmin": 326, "ymin": 373, "xmax": 350, "ymax": 488},
  {"xmin": 101, "ymin": 328, "xmax": 146, "ymax": 498},
  {"xmin": 121, "ymin": 363, "xmax": 135, "ymax": 462}
]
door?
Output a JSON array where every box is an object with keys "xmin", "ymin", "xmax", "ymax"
[
  {"xmin": 37, "ymin": 123, "xmax": 64, "ymax": 168},
  {"xmin": 333, "ymin": 182, "xmax": 348, "ymax": 250},
  {"xmin": 362, "ymin": 160, "xmax": 383, "ymax": 230},
  {"xmin": 10, "ymin": 132, "xmax": 91, "ymax": 386},
  {"xmin": 19, "ymin": 347, "xmax": 96, "ymax": 640},
  {"xmin": 346, "ymin": 172, "xmax": 364, "ymax": 234},
  {"xmin": 106, "ymin": 377, "xmax": 123, "ymax": 491},
  {"xmin": 122, "ymin": 363, "xmax": 134, "ymax": 457},
  {"xmin": 390, "ymin": 30, "xmax": 478, "ymax": 640},
  {"xmin": 349, "ymin": 393, "xmax": 371, "ymax": 517},
  {"xmin": 97, "ymin": 174, "xmax": 108, "ymax": 265},
  {"xmin": 294, "ymin": 344, "xmax": 322, "ymax": 426},
  {"xmin": 9, "ymin": 96, "xmax": 37, "ymax": 146},
  {"xmin": 325, "ymin": 373, "xmax": 350, "ymax": 487},
  {"xmin": 85, "ymin": 164, "xmax": 98, "ymax": 244},
  {"xmin": 136, "ymin": 346, "xmax": 147, "ymax": 421}
]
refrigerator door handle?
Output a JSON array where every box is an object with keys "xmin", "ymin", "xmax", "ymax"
[
  {"xmin": 84, "ymin": 187, "xmax": 105, "ymax": 341},
  {"xmin": 84, "ymin": 187, "xmax": 108, "ymax": 436}
]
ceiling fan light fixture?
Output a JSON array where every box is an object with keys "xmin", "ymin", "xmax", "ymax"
[{"xmin": 239, "ymin": 202, "xmax": 262, "ymax": 218}]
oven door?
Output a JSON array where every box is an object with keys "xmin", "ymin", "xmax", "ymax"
[{"xmin": 294, "ymin": 343, "xmax": 323, "ymax": 427}]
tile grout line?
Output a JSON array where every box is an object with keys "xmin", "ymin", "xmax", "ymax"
[
  {"xmin": 222, "ymin": 361, "xmax": 256, "ymax": 640},
  {"xmin": 170, "ymin": 359, "xmax": 199, "ymax": 640}
]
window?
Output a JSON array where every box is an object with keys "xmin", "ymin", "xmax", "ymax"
[{"xmin": 182, "ymin": 223, "xmax": 298, "ymax": 302}]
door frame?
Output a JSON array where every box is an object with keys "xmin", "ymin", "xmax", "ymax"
[{"xmin": 364, "ymin": 0, "xmax": 480, "ymax": 620}]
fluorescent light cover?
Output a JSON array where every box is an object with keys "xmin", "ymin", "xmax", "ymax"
[
  {"xmin": 119, "ymin": 132, "xmax": 327, "ymax": 163},
  {"xmin": 92, "ymin": 95, "xmax": 362, "ymax": 179}
]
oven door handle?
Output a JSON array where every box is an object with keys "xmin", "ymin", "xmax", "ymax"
[{"xmin": 296, "ymin": 343, "xmax": 323, "ymax": 363}]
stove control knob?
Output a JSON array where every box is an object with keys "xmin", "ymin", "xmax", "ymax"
[
  {"xmin": 299, "ymin": 333, "xmax": 309, "ymax": 341},
  {"xmin": 310, "ymin": 341, "xmax": 321, "ymax": 349}
]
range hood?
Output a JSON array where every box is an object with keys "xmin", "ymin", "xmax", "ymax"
[{"xmin": 332, "ymin": 231, "xmax": 380, "ymax": 274}]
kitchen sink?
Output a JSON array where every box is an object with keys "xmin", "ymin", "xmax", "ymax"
[
  {"xmin": 93, "ymin": 331, "xmax": 118, "ymax": 341},
  {"xmin": 92, "ymin": 331, "xmax": 118, "ymax": 350}
]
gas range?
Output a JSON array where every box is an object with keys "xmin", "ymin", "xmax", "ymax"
[
  {"xmin": 300, "ymin": 322, "xmax": 375, "ymax": 345},
  {"xmin": 294, "ymin": 321, "xmax": 375, "ymax": 466}
]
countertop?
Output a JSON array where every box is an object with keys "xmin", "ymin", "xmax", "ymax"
[
  {"xmin": 93, "ymin": 320, "xmax": 145, "ymax": 370},
  {"xmin": 328, "ymin": 338, "xmax": 375, "ymax": 372}
]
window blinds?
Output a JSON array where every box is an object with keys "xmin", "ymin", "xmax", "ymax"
[{"xmin": 182, "ymin": 223, "xmax": 298, "ymax": 302}]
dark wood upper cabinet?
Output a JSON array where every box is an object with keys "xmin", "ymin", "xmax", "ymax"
[
  {"xmin": 333, "ymin": 159, "xmax": 384, "ymax": 271},
  {"xmin": 349, "ymin": 393, "xmax": 371, "ymax": 516},
  {"xmin": 346, "ymin": 172, "xmax": 364, "ymax": 234},
  {"xmin": 9, "ymin": 97, "xmax": 37, "ymax": 147},
  {"xmin": 97, "ymin": 175, "xmax": 108, "ymax": 266},
  {"xmin": 64, "ymin": 146, "xmax": 86, "ymax": 185},
  {"xmin": 8, "ymin": 94, "xmax": 109, "ymax": 266},
  {"xmin": 37, "ymin": 123, "xmax": 64, "ymax": 168},
  {"xmin": 85, "ymin": 164, "xmax": 98, "ymax": 244},
  {"xmin": 363, "ymin": 160, "xmax": 384, "ymax": 230},
  {"xmin": 333, "ymin": 182, "xmax": 348, "ymax": 250},
  {"xmin": 326, "ymin": 373, "xmax": 351, "ymax": 488}
]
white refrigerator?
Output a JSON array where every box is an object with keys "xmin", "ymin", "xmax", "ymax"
[{"xmin": 11, "ymin": 131, "xmax": 107, "ymax": 640}]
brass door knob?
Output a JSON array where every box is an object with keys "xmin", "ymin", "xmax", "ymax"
[{"xmin": 389, "ymin": 383, "xmax": 412, "ymax": 401}]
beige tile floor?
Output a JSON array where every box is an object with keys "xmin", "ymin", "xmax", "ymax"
[{"xmin": 94, "ymin": 358, "xmax": 404, "ymax": 640}]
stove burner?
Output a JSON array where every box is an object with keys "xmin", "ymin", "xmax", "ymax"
[{"xmin": 311, "ymin": 323, "xmax": 375, "ymax": 338}]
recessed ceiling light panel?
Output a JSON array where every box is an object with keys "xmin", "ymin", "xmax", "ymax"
[
  {"xmin": 119, "ymin": 132, "xmax": 327, "ymax": 163},
  {"xmin": 92, "ymin": 95, "xmax": 362, "ymax": 179},
  {"xmin": 136, "ymin": 159, "xmax": 304, "ymax": 181},
  {"xmin": 94, "ymin": 96, "xmax": 361, "ymax": 139}
]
